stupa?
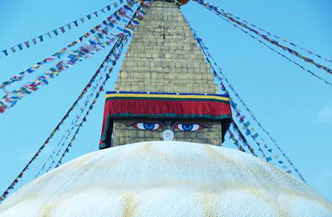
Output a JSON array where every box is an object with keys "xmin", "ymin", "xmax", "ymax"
[{"xmin": 0, "ymin": 0, "xmax": 331, "ymax": 216}]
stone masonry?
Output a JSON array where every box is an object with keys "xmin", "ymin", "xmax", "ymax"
[
  {"xmin": 112, "ymin": 1, "xmax": 224, "ymax": 146},
  {"xmin": 115, "ymin": 1, "xmax": 217, "ymax": 93},
  {"xmin": 113, "ymin": 119, "xmax": 222, "ymax": 146}
]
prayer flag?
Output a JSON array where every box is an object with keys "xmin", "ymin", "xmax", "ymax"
[
  {"xmin": 2, "ymin": 50, "xmax": 8, "ymax": 56},
  {"xmin": 10, "ymin": 47, "xmax": 16, "ymax": 53},
  {"xmin": 253, "ymin": 133, "xmax": 259, "ymax": 139},
  {"xmin": 24, "ymin": 41, "xmax": 30, "ymax": 48}
]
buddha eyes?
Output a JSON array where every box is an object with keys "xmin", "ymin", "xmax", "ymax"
[
  {"xmin": 174, "ymin": 123, "xmax": 204, "ymax": 132},
  {"xmin": 130, "ymin": 122, "xmax": 207, "ymax": 132},
  {"xmin": 131, "ymin": 122, "xmax": 162, "ymax": 131}
]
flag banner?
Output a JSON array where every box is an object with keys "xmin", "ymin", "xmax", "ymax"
[
  {"xmin": 24, "ymin": 41, "xmax": 30, "ymax": 48},
  {"xmin": 55, "ymin": 2, "xmax": 151, "ymax": 173},
  {"xmin": 0, "ymin": 1, "xmax": 138, "ymax": 113},
  {"xmin": 0, "ymin": 0, "xmax": 134, "ymax": 59},
  {"xmin": 18, "ymin": 44, "xmax": 23, "ymax": 50},
  {"xmin": 53, "ymin": 29, "xmax": 59, "ymax": 36},
  {"xmin": 194, "ymin": 0, "xmax": 332, "ymax": 77},
  {"xmin": 227, "ymin": 127, "xmax": 246, "ymax": 153},
  {"xmin": 0, "ymin": 3, "xmax": 149, "ymax": 202},
  {"xmin": 0, "ymin": 47, "xmax": 117, "ymax": 204},
  {"xmin": 2, "ymin": 50, "xmax": 8, "ymax": 56},
  {"xmin": 37, "ymin": 66, "xmax": 108, "ymax": 178},
  {"xmin": 60, "ymin": 27, "xmax": 65, "ymax": 33},
  {"xmin": 0, "ymin": 3, "xmax": 134, "ymax": 90},
  {"xmin": 223, "ymin": 14, "xmax": 332, "ymax": 87},
  {"xmin": 196, "ymin": 0, "xmax": 332, "ymax": 64},
  {"xmin": 186, "ymin": 18, "xmax": 307, "ymax": 183}
]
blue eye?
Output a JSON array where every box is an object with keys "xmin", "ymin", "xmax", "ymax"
[
  {"xmin": 131, "ymin": 122, "xmax": 162, "ymax": 131},
  {"xmin": 175, "ymin": 123, "xmax": 204, "ymax": 132},
  {"xmin": 143, "ymin": 123, "xmax": 155, "ymax": 130},
  {"xmin": 182, "ymin": 124, "xmax": 194, "ymax": 131}
]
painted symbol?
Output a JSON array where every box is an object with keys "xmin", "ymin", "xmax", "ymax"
[{"xmin": 163, "ymin": 130, "xmax": 174, "ymax": 141}]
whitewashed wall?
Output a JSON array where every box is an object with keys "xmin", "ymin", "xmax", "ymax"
[{"xmin": 0, "ymin": 141, "xmax": 331, "ymax": 217}]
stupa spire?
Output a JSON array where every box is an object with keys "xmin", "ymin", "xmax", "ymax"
[
  {"xmin": 116, "ymin": 1, "xmax": 216, "ymax": 93},
  {"xmin": 100, "ymin": 1, "xmax": 231, "ymax": 148}
]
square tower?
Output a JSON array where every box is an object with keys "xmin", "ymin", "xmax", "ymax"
[{"xmin": 100, "ymin": 1, "xmax": 231, "ymax": 148}]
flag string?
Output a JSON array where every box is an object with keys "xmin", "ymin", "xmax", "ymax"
[
  {"xmin": 0, "ymin": 2, "xmax": 148, "ymax": 200},
  {"xmin": 186, "ymin": 18, "xmax": 307, "ymax": 183},
  {"xmin": 0, "ymin": 1, "xmax": 138, "ymax": 113},
  {"xmin": 193, "ymin": 0, "xmax": 332, "ymax": 77},
  {"xmin": 0, "ymin": 42, "xmax": 119, "ymax": 203},
  {"xmin": 230, "ymin": 121, "xmax": 257, "ymax": 157},
  {"xmin": 55, "ymin": 2, "xmax": 150, "ymax": 168},
  {"xmin": 204, "ymin": 9, "xmax": 332, "ymax": 87},
  {"xmin": 227, "ymin": 126, "xmax": 246, "ymax": 153},
  {"xmin": 194, "ymin": 0, "xmax": 332, "ymax": 64},
  {"xmin": 0, "ymin": 0, "xmax": 136, "ymax": 59},
  {"xmin": 0, "ymin": 3, "xmax": 133, "ymax": 90},
  {"xmin": 35, "ymin": 61, "xmax": 108, "ymax": 178}
]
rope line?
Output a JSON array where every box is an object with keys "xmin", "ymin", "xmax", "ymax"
[
  {"xmin": 205, "ymin": 9, "xmax": 332, "ymax": 87},
  {"xmin": 0, "ymin": 3, "xmax": 133, "ymax": 90},
  {"xmin": 0, "ymin": 1, "xmax": 148, "ymax": 202},
  {"xmin": 0, "ymin": 2, "xmax": 137, "ymax": 113},
  {"xmin": 193, "ymin": 0, "xmax": 332, "ymax": 82},
  {"xmin": 0, "ymin": 0, "xmax": 135, "ymax": 59},
  {"xmin": 54, "ymin": 3, "xmax": 150, "ymax": 168},
  {"xmin": 185, "ymin": 18, "xmax": 307, "ymax": 183},
  {"xmin": 194, "ymin": 0, "xmax": 332, "ymax": 64}
]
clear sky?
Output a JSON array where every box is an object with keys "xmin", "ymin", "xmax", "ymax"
[{"xmin": 0, "ymin": 0, "xmax": 331, "ymax": 202}]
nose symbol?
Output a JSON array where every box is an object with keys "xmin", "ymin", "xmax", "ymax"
[{"xmin": 163, "ymin": 130, "xmax": 174, "ymax": 141}]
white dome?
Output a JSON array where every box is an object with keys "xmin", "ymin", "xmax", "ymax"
[{"xmin": 0, "ymin": 141, "xmax": 331, "ymax": 217}]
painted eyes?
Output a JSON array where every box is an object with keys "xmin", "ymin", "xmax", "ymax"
[
  {"xmin": 131, "ymin": 122, "xmax": 162, "ymax": 131},
  {"xmin": 131, "ymin": 122, "xmax": 207, "ymax": 132},
  {"xmin": 174, "ymin": 123, "xmax": 204, "ymax": 132}
]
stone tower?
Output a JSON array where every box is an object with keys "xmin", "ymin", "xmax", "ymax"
[
  {"xmin": 100, "ymin": 0, "xmax": 232, "ymax": 148},
  {"xmin": 115, "ymin": 1, "xmax": 217, "ymax": 93}
]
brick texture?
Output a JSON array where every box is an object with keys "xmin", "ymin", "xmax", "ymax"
[
  {"xmin": 114, "ymin": 119, "xmax": 222, "ymax": 146},
  {"xmin": 115, "ymin": 1, "xmax": 217, "ymax": 93},
  {"xmin": 112, "ymin": 1, "xmax": 223, "ymax": 146}
]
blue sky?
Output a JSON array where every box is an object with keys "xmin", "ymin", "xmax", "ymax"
[{"xmin": 0, "ymin": 0, "xmax": 331, "ymax": 202}]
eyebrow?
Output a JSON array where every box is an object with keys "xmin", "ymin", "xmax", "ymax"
[
  {"xmin": 157, "ymin": 119, "xmax": 167, "ymax": 126},
  {"xmin": 128, "ymin": 120, "xmax": 167, "ymax": 127},
  {"xmin": 170, "ymin": 121, "xmax": 212, "ymax": 129},
  {"xmin": 170, "ymin": 120, "xmax": 177, "ymax": 127}
]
